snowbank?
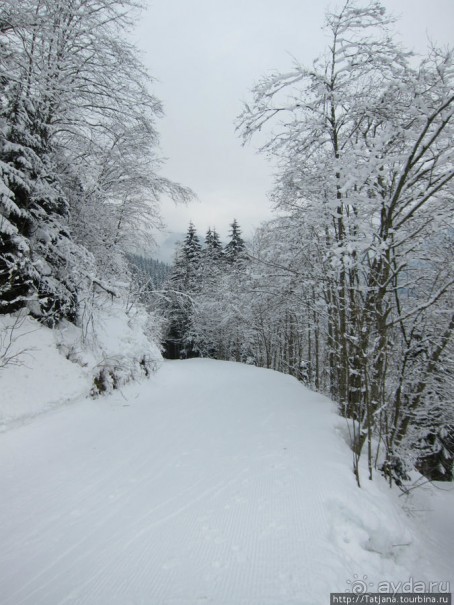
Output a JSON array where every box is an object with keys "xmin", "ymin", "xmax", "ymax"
[{"xmin": 0, "ymin": 301, "xmax": 162, "ymax": 430}]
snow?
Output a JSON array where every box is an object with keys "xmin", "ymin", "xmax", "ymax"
[
  {"xmin": 1, "ymin": 358, "xmax": 452, "ymax": 605},
  {"xmin": 0, "ymin": 305, "xmax": 162, "ymax": 429},
  {"xmin": 0, "ymin": 314, "xmax": 88, "ymax": 430}
]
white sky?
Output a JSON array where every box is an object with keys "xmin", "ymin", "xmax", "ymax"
[{"xmin": 133, "ymin": 0, "xmax": 453, "ymax": 249}]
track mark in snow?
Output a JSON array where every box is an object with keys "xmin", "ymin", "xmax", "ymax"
[{"xmin": 1, "ymin": 359, "xmax": 451, "ymax": 605}]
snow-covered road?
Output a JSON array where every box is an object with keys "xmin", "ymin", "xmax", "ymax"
[{"xmin": 1, "ymin": 359, "xmax": 452, "ymax": 604}]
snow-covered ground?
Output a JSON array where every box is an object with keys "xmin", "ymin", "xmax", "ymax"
[
  {"xmin": 0, "ymin": 306, "xmax": 162, "ymax": 430},
  {"xmin": 1, "ymin": 358, "xmax": 452, "ymax": 604}
]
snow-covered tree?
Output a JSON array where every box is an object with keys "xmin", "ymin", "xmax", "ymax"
[
  {"xmin": 1, "ymin": 0, "xmax": 192, "ymax": 327},
  {"xmin": 161, "ymin": 223, "xmax": 203, "ymax": 358},
  {"xmin": 161, "ymin": 221, "xmax": 253, "ymax": 361},
  {"xmin": 238, "ymin": 0, "xmax": 454, "ymax": 484},
  {"xmin": 224, "ymin": 219, "xmax": 246, "ymax": 264},
  {"xmin": 0, "ymin": 85, "xmax": 87, "ymax": 324},
  {"xmin": 204, "ymin": 227, "xmax": 223, "ymax": 263},
  {"xmin": 182, "ymin": 222, "xmax": 202, "ymax": 282},
  {"xmin": 128, "ymin": 255, "xmax": 171, "ymax": 291}
]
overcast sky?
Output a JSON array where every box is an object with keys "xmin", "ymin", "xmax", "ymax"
[{"xmin": 133, "ymin": 0, "xmax": 453, "ymax": 253}]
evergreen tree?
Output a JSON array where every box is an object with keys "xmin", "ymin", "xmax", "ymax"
[
  {"xmin": 204, "ymin": 227, "xmax": 223, "ymax": 262},
  {"xmin": 127, "ymin": 254, "xmax": 171, "ymax": 290},
  {"xmin": 181, "ymin": 222, "xmax": 202, "ymax": 287},
  {"xmin": 162, "ymin": 223, "xmax": 202, "ymax": 358},
  {"xmin": 0, "ymin": 95, "xmax": 82, "ymax": 324},
  {"xmin": 224, "ymin": 219, "xmax": 246, "ymax": 264}
]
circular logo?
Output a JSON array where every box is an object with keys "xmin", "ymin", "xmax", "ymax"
[{"xmin": 346, "ymin": 574, "xmax": 373, "ymax": 594}]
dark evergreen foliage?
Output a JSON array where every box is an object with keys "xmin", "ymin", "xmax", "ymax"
[
  {"xmin": 204, "ymin": 227, "xmax": 223, "ymax": 262},
  {"xmin": 0, "ymin": 95, "xmax": 78, "ymax": 324},
  {"xmin": 161, "ymin": 220, "xmax": 249, "ymax": 360},
  {"xmin": 127, "ymin": 254, "xmax": 171, "ymax": 289},
  {"xmin": 161, "ymin": 223, "xmax": 203, "ymax": 358},
  {"xmin": 224, "ymin": 219, "xmax": 246, "ymax": 264},
  {"xmin": 181, "ymin": 222, "xmax": 202, "ymax": 280}
]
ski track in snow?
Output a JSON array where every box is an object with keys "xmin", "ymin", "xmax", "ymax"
[{"xmin": 0, "ymin": 359, "xmax": 452, "ymax": 605}]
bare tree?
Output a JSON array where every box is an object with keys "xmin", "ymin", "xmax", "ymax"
[{"xmin": 238, "ymin": 0, "xmax": 454, "ymax": 485}]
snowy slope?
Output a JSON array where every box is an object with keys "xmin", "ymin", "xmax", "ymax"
[
  {"xmin": 0, "ymin": 315, "xmax": 89, "ymax": 430},
  {"xmin": 0, "ymin": 307, "xmax": 162, "ymax": 430},
  {"xmin": 0, "ymin": 359, "xmax": 452, "ymax": 605}
]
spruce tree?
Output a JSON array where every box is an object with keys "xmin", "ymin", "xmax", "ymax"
[
  {"xmin": 198, "ymin": 227, "xmax": 224, "ymax": 299},
  {"xmin": 181, "ymin": 222, "xmax": 202, "ymax": 289},
  {"xmin": 204, "ymin": 227, "xmax": 223, "ymax": 262},
  {"xmin": 162, "ymin": 223, "xmax": 202, "ymax": 358},
  {"xmin": 224, "ymin": 219, "xmax": 246, "ymax": 264},
  {"xmin": 0, "ymin": 95, "xmax": 80, "ymax": 324}
]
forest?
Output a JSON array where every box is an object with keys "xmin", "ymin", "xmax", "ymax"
[
  {"xmin": 158, "ymin": 2, "xmax": 454, "ymax": 486},
  {"xmin": 1, "ymin": 0, "xmax": 453, "ymax": 488}
]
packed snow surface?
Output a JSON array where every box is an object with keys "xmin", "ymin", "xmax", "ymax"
[{"xmin": 1, "ymin": 359, "xmax": 452, "ymax": 604}]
